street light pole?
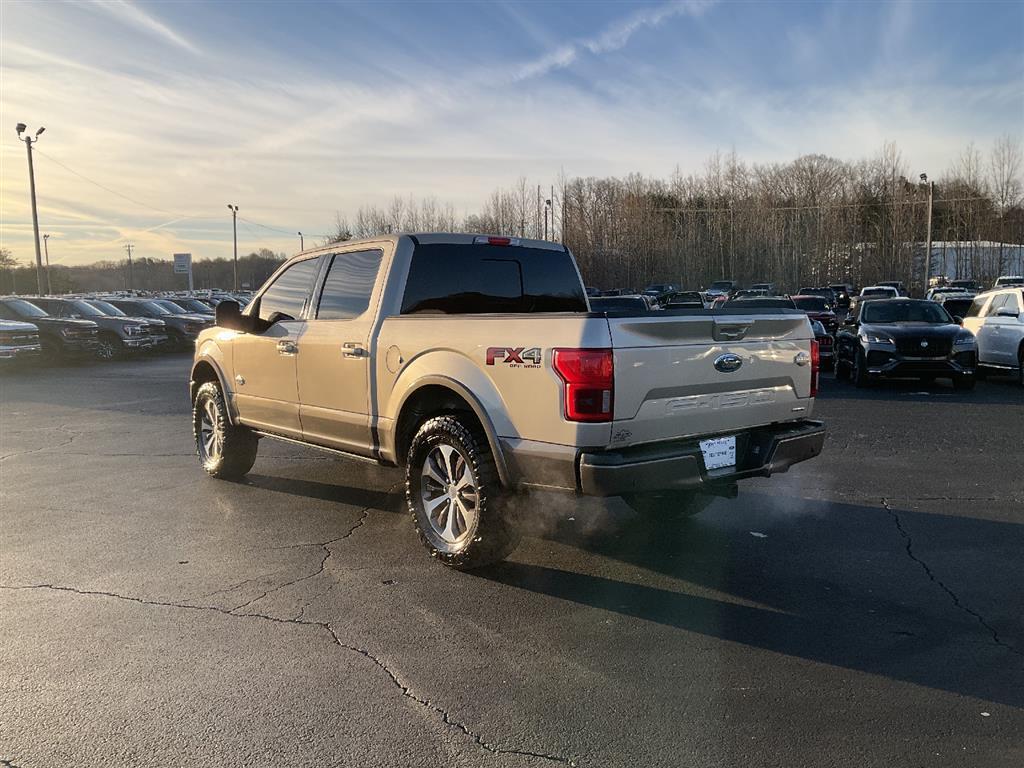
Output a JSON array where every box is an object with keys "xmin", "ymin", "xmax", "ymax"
[
  {"xmin": 228, "ymin": 204, "xmax": 239, "ymax": 291},
  {"xmin": 43, "ymin": 234, "xmax": 52, "ymax": 294},
  {"xmin": 920, "ymin": 173, "xmax": 934, "ymax": 293},
  {"xmin": 298, "ymin": 231, "xmax": 304, "ymax": 251},
  {"xmin": 544, "ymin": 198, "xmax": 551, "ymax": 240},
  {"xmin": 15, "ymin": 123, "xmax": 46, "ymax": 294},
  {"xmin": 124, "ymin": 243, "xmax": 134, "ymax": 291}
]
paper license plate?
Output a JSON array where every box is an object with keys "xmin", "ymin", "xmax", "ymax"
[{"xmin": 700, "ymin": 435, "xmax": 736, "ymax": 470}]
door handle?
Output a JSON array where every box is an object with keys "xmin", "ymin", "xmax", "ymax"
[
  {"xmin": 342, "ymin": 342, "xmax": 366, "ymax": 358},
  {"xmin": 277, "ymin": 340, "xmax": 298, "ymax": 355}
]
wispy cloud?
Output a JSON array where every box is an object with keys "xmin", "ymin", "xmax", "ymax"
[
  {"xmin": 513, "ymin": 0, "xmax": 713, "ymax": 81},
  {"xmin": 88, "ymin": 0, "xmax": 200, "ymax": 55}
]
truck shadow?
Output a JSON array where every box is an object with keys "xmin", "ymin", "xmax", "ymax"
[{"xmin": 481, "ymin": 493, "xmax": 1024, "ymax": 709}]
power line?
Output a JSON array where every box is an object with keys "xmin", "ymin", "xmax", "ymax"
[{"xmin": 32, "ymin": 147, "xmax": 221, "ymax": 221}]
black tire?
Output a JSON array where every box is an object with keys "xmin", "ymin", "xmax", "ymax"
[
  {"xmin": 406, "ymin": 414, "xmax": 520, "ymax": 569},
  {"xmin": 1018, "ymin": 348, "xmax": 1024, "ymax": 387},
  {"xmin": 95, "ymin": 332, "xmax": 124, "ymax": 361},
  {"xmin": 622, "ymin": 490, "xmax": 713, "ymax": 519},
  {"xmin": 852, "ymin": 347, "xmax": 870, "ymax": 388},
  {"xmin": 953, "ymin": 374, "xmax": 976, "ymax": 391},
  {"xmin": 192, "ymin": 381, "xmax": 259, "ymax": 480}
]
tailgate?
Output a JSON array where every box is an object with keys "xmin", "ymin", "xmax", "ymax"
[{"xmin": 608, "ymin": 311, "xmax": 814, "ymax": 447}]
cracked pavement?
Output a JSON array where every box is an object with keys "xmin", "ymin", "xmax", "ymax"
[{"xmin": 1, "ymin": 356, "xmax": 1022, "ymax": 767}]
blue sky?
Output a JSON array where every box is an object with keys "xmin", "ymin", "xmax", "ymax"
[{"xmin": 2, "ymin": 0, "xmax": 1022, "ymax": 265}]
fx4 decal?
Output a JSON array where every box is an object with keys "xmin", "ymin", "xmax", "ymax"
[{"xmin": 486, "ymin": 347, "xmax": 542, "ymax": 368}]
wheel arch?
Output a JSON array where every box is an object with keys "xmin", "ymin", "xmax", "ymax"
[
  {"xmin": 391, "ymin": 377, "xmax": 511, "ymax": 487},
  {"xmin": 190, "ymin": 352, "xmax": 239, "ymax": 424}
]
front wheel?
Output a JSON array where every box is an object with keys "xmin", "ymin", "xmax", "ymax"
[
  {"xmin": 95, "ymin": 333, "xmax": 124, "ymax": 361},
  {"xmin": 852, "ymin": 348, "xmax": 870, "ymax": 388},
  {"xmin": 407, "ymin": 415, "xmax": 520, "ymax": 569},
  {"xmin": 192, "ymin": 381, "xmax": 259, "ymax": 479}
]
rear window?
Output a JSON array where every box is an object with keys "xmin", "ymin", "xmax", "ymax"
[
  {"xmin": 401, "ymin": 243, "xmax": 587, "ymax": 314},
  {"xmin": 793, "ymin": 297, "xmax": 830, "ymax": 311}
]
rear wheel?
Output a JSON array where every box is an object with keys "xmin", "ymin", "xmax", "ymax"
[
  {"xmin": 407, "ymin": 415, "xmax": 520, "ymax": 569},
  {"xmin": 953, "ymin": 374, "xmax": 976, "ymax": 391},
  {"xmin": 192, "ymin": 381, "xmax": 259, "ymax": 480}
]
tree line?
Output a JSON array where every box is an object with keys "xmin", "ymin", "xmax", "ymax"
[{"xmin": 3, "ymin": 137, "xmax": 1020, "ymax": 297}]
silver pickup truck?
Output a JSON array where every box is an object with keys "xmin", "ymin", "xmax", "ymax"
[{"xmin": 190, "ymin": 234, "xmax": 824, "ymax": 568}]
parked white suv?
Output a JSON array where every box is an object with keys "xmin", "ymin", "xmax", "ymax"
[{"xmin": 962, "ymin": 287, "xmax": 1024, "ymax": 385}]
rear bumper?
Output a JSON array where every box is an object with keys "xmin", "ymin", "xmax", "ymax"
[{"xmin": 577, "ymin": 419, "xmax": 826, "ymax": 497}]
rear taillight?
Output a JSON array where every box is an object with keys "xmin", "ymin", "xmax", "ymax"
[
  {"xmin": 552, "ymin": 348, "xmax": 614, "ymax": 422},
  {"xmin": 810, "ymin": 339, "xmax": 820, "ymax": 398}
]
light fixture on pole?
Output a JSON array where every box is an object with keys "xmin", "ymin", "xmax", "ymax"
[
  {"xmin": 920, "ymin": 173, "xmax": 934, "ymax": 292},
  {"xmin": 298, "ymin": 231, "xmax": 304, "ymax": 251},
  {"xmin": 43, "ymin": 234, "xmax": 52, "ymax": 294},
  {"xmin": 544, "ymin": 198, "xmax": 552, "ymax": 240},
  {"xmin": 228, "ymin": 204, "xmax": 239, "ymax": 291},
  {"xmin": 16, "ymin": 123, "xmax": 46, "ymax": 294}
]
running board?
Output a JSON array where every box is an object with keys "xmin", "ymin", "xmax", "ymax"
[{"xmin": 253, "ymin": 431, "xmax": 387, "ymax": 466}]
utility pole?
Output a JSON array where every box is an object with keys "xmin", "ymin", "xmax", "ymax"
[
  {"xmin": 43, "ymin": 234, "xmax": 52, "ymax": 294},
  {"xmin": 298, "ymin": 231, "xmax": 304, "ymax": 252},
  {"xmin": 544, "ymin": 197, "xmax": 551, "ymax": 240},
  {"xmin": 15, "ymin": 123, "xmax": 46, "ymax": 294},
  {"xmin": 124, "ymin": 243, "xmax": 135, "ymax": 291},
  {"xmin": 228, "ymin": 204, "xmax": 239, "ymax": 291},
  {"xmin": 921, "ymin": 174, "xmax": 934, "ymax": 294}
]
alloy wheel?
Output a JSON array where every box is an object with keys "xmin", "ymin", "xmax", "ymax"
[
  {"xmin": 198, "ymin": 398, "xmax": 222, "ymax": 463},
  {"xmin": 420, "ymin": 443, "xmax": 478, "ymax": 545}
]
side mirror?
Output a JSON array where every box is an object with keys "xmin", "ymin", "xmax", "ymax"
[
  {"xmin": 215, "ymin": 300, "xmax": 247, "ymax": 331},
  {"xmin": 954, "ymin": 316, "xmax": 964, "ymax": 325}
]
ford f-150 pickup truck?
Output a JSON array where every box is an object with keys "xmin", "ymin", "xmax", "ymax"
[{"xmin": 190, "ymin": 234, "xmax": 824, "ymax": 568}]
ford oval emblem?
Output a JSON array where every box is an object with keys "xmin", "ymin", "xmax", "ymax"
[{"xmin": 714, "ymin": 353, "xmax": 743, "ymax": 373}]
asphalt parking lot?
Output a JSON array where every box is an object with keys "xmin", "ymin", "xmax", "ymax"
[{"xmin": 1, "ymin": 356, "xmax": 1022, "ymax": 767}]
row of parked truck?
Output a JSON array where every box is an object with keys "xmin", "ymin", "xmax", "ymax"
[{"xmin": 0, "ymin": 292, "xmax": 249, "ymax": 366}]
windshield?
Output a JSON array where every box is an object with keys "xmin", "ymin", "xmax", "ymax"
[
  {"xmin": 793, "ymin": 297, "xmax": 831, "ymax": 311},
  {"xmin": 862, "ymin": 300, "xmax": 952, "ymax": 324},
  {"xmin": 862, "ymin": 288, "xmax": 894, "ymax": 297},
  {"xmin": 87, "ymin": 300, "xmax": 127, "ymax": 316},
  {"xmin": 725, "ymin": 297, "xmax": 796, "ymax": 309},
  {"xmin": 4, "ymin": 299, "xmax": 49, "ymax": 318},
  {"xmin": 69, "ymin": 300, "xmax": 105, "ymax": 317},
  {"xmin": 139, "ymin": 301, "xmax": 171, "ymax": 315},
  {"xmin": 709, "ymin": 281, "xmax": 733, "ymax": 290},
  {"xmin": 177, "ymin": 299, "xmax": 212, "ymax": 312},
  {"xmin": 153, "ymin": 300, "xmax": 188, "ymax": 314}
]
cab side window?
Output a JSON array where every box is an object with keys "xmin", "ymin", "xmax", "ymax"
[
  {"xmin": 316, "ymin": 249, "xmax": 383, "ymax": 320},
  {"xmin": 984, "ymin": 294, "xmax": 1007, "ymax": 317},
  {"xmin": 257, "ymin": 257, "xmax": 321, "ymax": 324},
  {"xmin": 1003, "ymin": 292, "xmax": 1020, "ymax": 314}
]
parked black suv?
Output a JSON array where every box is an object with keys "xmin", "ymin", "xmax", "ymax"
[
  {"xmin": 105, "ymin": 298, "xmax": 212, "ymax": 350},
  {"xmin": 28, "ymin": 297, "xmax": 157, "ymax": 360},
  {"xmin": 835, "ymin": 298, "xmax": 977, "ymax": 389},
  {"xmin": 0, "ymin": 297, "xmax": 99, "ymax": 362}
]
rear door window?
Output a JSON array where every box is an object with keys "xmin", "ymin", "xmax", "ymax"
[
  {"xmin": 257, "ymin": 257, "xmax": 321, "ymax": 323},
  {"xmin": 316, "ymin": 250, "xmax": 383, "ymax": 320}
]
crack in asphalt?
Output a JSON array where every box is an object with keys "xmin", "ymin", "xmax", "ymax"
[
  {"xmin": 882, "ymin": 498, "xmax": 1023, "ymax": 658},
  {"xmin": 0, "ymin": 423, "xmax": 80, "ymax": 462},
  {"xmin": 0, "ymin": 582, "xmax": 575, "ymax": 765},
  {"xmin": 230, "ymin": 506, "xmax": 372, "ymax": 616},
  {"xmin": 1, "ymin": 758, "xmax": 24, "ymax": 768}
]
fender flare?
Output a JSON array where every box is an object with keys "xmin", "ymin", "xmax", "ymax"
[
  {"xmin": 189, "ymin": 349, "xmax": 239, "ymax": 424},
  {"xmin": 390, "ymin": 374, "xmax": 512, "ymax": 488}
]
